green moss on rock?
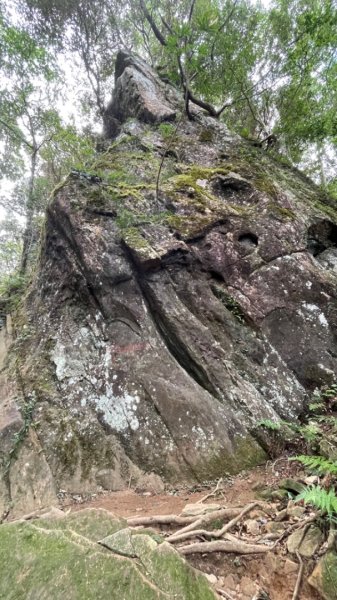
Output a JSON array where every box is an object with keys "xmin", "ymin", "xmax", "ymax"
[
  {"xmin": 267, "ymin": 203, "xmax": 296, "ymax": 221},
  {"xmin": 165, "ymin": 213, "xmax": 220, "ymax": 238},
  {"xmin": 123, "ymin": 227, "xmax": 153, "ymax": 252},
  {"xmin": 199, "ymin": 129, "xmax": 214, "ymax": 143},
  {"xmin": 309, "ymin": 551, "xmax": 337, "ymax": 600},
  {"xmin": 194, "ymin": 436, "xmax": 267, "ymax": 480},
  {"xmin": 0, "ymin": 509, "xmax": 216, "ymax": 600}
]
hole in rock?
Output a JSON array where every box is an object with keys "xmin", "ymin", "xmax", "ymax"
[
  {"xmin": 163, "ymin": 149, "xmax": 178, "ymax": 160},
  {"xmin": 212, "ymin": 174, "xmax": 252, "ymax": 195},
  {"xmin": 238, "ymin": 232, "xmax": 258, "ymax": 248},
  {"xmin": 211, "ymin": 174, "xmax": 258, "ymax": 206},
  {"xmin": 209, "ymin": 270, "xmax": 225, "ymax": 282},
  {"xmin": 307, "ymin": 220, "xmax": 337, "ymax": 257}
]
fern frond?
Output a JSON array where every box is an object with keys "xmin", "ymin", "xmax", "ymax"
[
  {"xmin": 299, "ymin": 423, "xmax": 321, "ymax": 442},
  {"xmin": 290, "ymin": 455, "xmax": 337, "ymax": 476},
  {"xmin": 257, "ymin": 419, "xmax": 282, "ymax": 431},
  {"xmin": 308, "ymin": 402, "xmax": 325, "ymax": 413},
  {"xmin": 295, "ymin": 485, "xmax": 337, "ymax": 516},
  {"xmin": 322, "ymin": 385, "xmax": 337, "ymax": 399}
]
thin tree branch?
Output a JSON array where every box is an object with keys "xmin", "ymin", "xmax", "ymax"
[
  {"xmin": 139, "ymin": 0, "xmax": 167, "ymax": 47},
  {"xmin": 187, "ymin": 0, "xmax": 196, "ymax": 24},
  {"xmin": 0, "ymin": 117, "xmax": 34, "ymax": 150},
  {"xmin": 210, "ymin": 0, "xmax": 238, "ymax": 62},
  {"xmin": 160, "ymin": 15, "xmax": 174, "ymax": 35}
]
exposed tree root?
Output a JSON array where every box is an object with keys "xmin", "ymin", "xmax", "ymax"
[
  {"xmin": 292, "ymin": 551, "xmax": 304, "ymax": 600},
  {"xmin": 167, "ymin": 502, "xmax": 260, "ymax": 543},
  {"xmin": 179, "ymin": 538, "xmax": 270, "ymax": 555},
  {"xmin": 271, "ymin": 515, "xmax": 317, "ymax": 550},
  {"xmin": 127, "ymin": 496, "xmax": 326, "ymax": 599},
  {"xmin": 127, "ymin": 507, "xmax": 242, "ymax": 528},
  {"xmin": 196, "ymin": 478, "xmax": 224, "ymax": 504}
]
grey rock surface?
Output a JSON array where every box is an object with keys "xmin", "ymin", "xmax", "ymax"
[{"xmin": 1, "ymin": 50, "xmax": 337, "ymax": 516}]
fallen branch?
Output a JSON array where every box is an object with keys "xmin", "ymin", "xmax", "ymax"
[
  {"xmin": 179, "ymin": 538, "xmax": 270, "ymax": 556},
  {"xmin": 127, "ymin": 508, "xmax": 241, "ymax": 527},
  {"xmin": 292, "ymin": 551, "xmax": 304, "ymax": 600},
  {"xmin": 168, "ymin": 502, "xmax": 260, "ymax": 543}
]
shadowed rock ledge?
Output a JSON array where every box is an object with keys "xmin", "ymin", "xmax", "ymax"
[{"xmin": 1, "ymin": 50, "xmax": 337, "ymax": 517}]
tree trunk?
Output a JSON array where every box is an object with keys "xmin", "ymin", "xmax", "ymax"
[
  {"xmin": 20, "ymin": 149, "xmax": 37, "ymax": 275},
  {"xmin": 318, "ymin": 143, "xmax": 327, "ymax": 189}
]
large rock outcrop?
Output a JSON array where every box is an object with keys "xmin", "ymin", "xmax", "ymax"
[{"xmin": 1, "ymin": 51, "xmax": 337, "ymax": 516}]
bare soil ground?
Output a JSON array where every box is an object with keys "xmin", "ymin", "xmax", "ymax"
[{"xmin": 67, "ymin": 460, "xmax": 321, "ymax": 600}]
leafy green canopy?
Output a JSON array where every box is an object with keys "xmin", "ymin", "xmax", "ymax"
[
  {"xmin": 271, "ymin": 0, "xmax": 337, "ymax": 157},
  {"xmin": 0, "ymin": 9, "xmax": 95, "ymax": 277}
]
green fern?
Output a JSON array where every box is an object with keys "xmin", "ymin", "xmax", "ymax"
[
  {"xmin": 290, "ymin": 455, "xmax": 337, "ymax": 476},
  {"xmin": 308, "ymin": 402, "xmax": 325, "ymax": 413},
  {"xmin": 298, "ymin": 423, "xmax": 321, "ymax": 442},
  {"xmin": 322, "ymin": 384, "xmax": 337, "ymax": 399},
  {"xmin": 315, "ymin": 415, "xmax": 337, "ymax": 429},
  {"xmin": 257, "ymin": 419, "xmax": 282, "ymax": 431},
  {"xmin": 295, "ymin": 485, "xmax": 337, "ymax": 517}
]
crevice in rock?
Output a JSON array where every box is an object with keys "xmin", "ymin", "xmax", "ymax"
[
  {"xmin": 212, "ymin": 173, "xmax": 252, "ymax": 194},
  {"xmin": 160, "ymin": 248, "xmax": 191, "ymax": 268},
  {"xmin": 122, "ymin": 242, "xmax": 222, "ymax": 401},
  {"xmin": 85, "ymin": 208, "xmax": 117, "ymax": 218},
  {"xmin": 210, "ymin": 283, "xmax": 247, "ymax": 324},
  {"xmin": 143, "ymin": 282, "xmax": 221, "ymax": 400},
  {"xmin": 209, "ymin": 270, "xmax": 225, "ymax": 282},
  {"xmin": 46, "ymin": 207, "xmax": 104, "ymax": 312},
  {"xmin": 247, "ymin": 248, "xmax": 306, "ymax": 278},
  {"xmin": 307, "ymin": 219, "xmax": 337, "ymax": 257}
]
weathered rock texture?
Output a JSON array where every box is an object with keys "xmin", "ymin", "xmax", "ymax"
[
  {"xmin": 1, "ymin": 51, "xmax": 337, "ymax": 516},
  {"xmin": 308, "ymin": 550, "xmax": 337, "ymax": 600},
  {"xmin": 0, "ymin": 508, "xmax": 216, "ymax": 599}
]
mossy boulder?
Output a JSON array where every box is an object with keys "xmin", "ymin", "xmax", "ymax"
[
  {"xmin": 0, "ymin": 508, "xmax": 216, "ymax": 600},
  {"xmin": 308, "ymin": 551, "xmax": 337, "ymax": 600}
]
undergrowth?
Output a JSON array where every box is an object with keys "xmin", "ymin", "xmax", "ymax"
[
  {"xmin": 4, "ymin": 395, "xmax": 37, "ymax": 475},
  {"xmin": 257, "ymin": 382, "xmax": 337, "ymax": 522},
  {"xmin": 0, "ymin": 272, "xmax": 27, "ymax": 313}
]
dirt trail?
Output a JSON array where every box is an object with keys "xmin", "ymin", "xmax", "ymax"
[
  {"xmin": 67, "ymin": 462, "xmax": 320, "ymax": 600},
  {"xmin": 69, "ymin": 466, "xmax": 266, "ymax": 519}
]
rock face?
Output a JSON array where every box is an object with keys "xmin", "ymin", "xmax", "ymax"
[
  {"xmin": 0, "ymin": 508, "xmax": 216, "ymax": 599},
  {"xmin": 103, "ymin": 50, "xmax": 179, "ymax": 136},
  {"xmin": 1, "ymin": 51, "xmax": 337, "ymax": 515},
  {"xmin": 308, "ymin": 551, "xmax": 337, "ymax": 600}
]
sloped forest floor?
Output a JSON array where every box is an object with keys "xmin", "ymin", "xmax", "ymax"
[{"xmin": 65, "ymin": 459, "xmax": 323, "ymax": 600}]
